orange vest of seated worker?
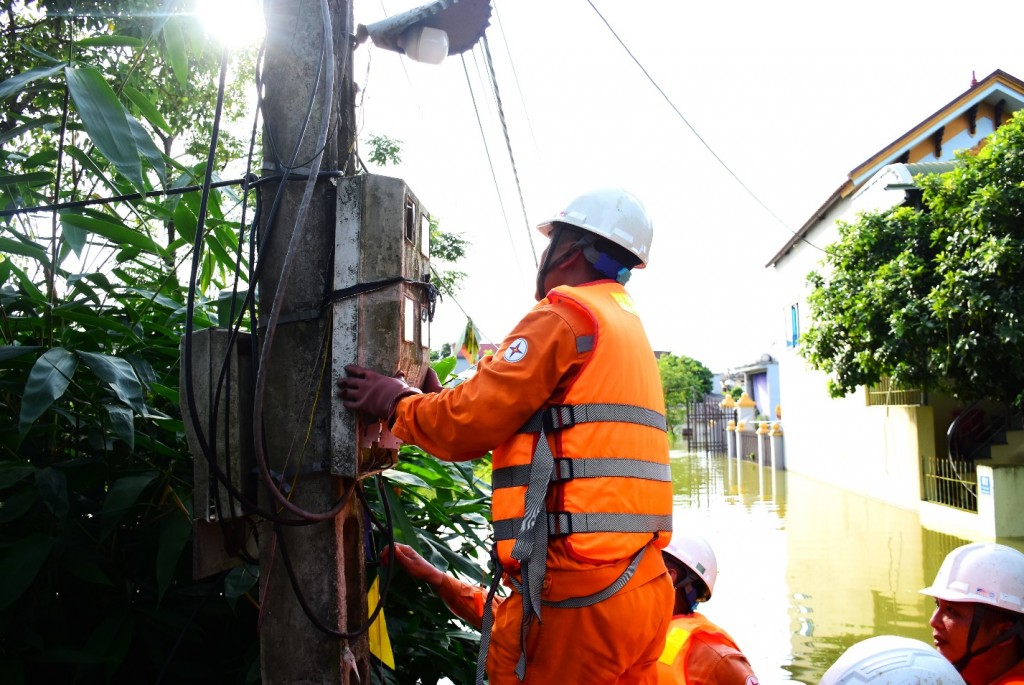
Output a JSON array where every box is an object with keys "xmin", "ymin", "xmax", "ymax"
[
  {"xmin": 429, "ymin": 567, "xmax": 760, "ymax": 685},
  {"xmin": 392, "ymin": 281, "xmax": 673, "ymax": 684},
  {"xmin": 657, "ymin": 613, "xmax": 759, "ymax": 685}
]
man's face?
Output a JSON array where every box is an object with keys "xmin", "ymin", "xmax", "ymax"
[
  {"xmin": 930, "ymin": 598, "xmax": 974, "ymax": 663},
  {"xmin": 534, "ymin": 232, "xmax": 580, "ymax": 300},
  {"xmin": 929, "ymin": 598, "xmax": 1008, "ymax": 664}
]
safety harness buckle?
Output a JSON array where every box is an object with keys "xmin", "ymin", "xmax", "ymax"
[
  {"xmin": 551, "ymin": 458, "xmax": 575, "ymax": 482},
  {"xmin": 548, "ymin": 511, "xmax": 573, "ymax": 536},
  {"xmin": 542, "ymin": 405, "xmax": 576, "ymax": 432}
]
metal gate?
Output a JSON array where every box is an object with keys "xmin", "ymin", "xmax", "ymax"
[{"xmin": 685, "ymin": 398, "xmax": 733, "ymax": 453}]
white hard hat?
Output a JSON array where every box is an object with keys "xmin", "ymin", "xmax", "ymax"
[
  {"xmin": 662, "ymin": 533, "xmax": 718, "ymax": 599},
  {"xmin": 920, "ymin": 542, "xmax": 1024, "ymax": 615},
  {"xmin": 536, "ymin": 188, "xmax": 653, "ymax": 267},
  {"xmin": 820, "ymin": 636, "xmax": 965, "ymax": 685}
]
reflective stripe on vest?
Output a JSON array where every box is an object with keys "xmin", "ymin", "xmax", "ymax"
[{"xmin": 657, "ymin": 614, "xmax": 745, "ymax": 685}]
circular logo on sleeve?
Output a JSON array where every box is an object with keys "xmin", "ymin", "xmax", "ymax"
[{"xmin": 503, "ymin": 338, "xmax": 528, "ymax": 363}]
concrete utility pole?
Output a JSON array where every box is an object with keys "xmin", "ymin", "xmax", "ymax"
[{"xmin": 257, "ymin": 1, "xmax": 365, "ymax": 683}]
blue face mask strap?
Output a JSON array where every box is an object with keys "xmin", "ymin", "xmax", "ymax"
[{"xmin": 585, "ymin": 246, "xmax": 631, "ymax": 284}]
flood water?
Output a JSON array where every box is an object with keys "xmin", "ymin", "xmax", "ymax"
[{"xmin": 670, "ymin": 446, "xmax": 1024, "ymax": 684}]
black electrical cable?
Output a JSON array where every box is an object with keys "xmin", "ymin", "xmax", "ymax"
[
  {"xmin": 176, "ymin": 45, "xmax": 321, "ymax": 527},
  {"xmin": 272, "ymin": 476, "xmax": 396, "ymax": 640}
]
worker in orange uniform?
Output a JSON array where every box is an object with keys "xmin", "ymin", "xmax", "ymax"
[
  {"xmin": 381, "ymin": 532, "xmax": 757, "ymax": 685},
  {"xmin": 657, "ymin": 533, "xmax": 758, "ymax": 685},
  {"xmin": 339, "ymin": 188, "xmax": 674, "ymax": 684},
  {"xmin": 920, "ymin": 542, "xmax": 1024, "ymax": 685}
]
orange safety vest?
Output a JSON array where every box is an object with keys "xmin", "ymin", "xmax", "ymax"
[
  {"xmin": 657, "ymin": 613, "xmax": 746, "ymax": 685},
  {"xmin": 490, "ymin": 281, "xmax": 673, "ymax": 571}
]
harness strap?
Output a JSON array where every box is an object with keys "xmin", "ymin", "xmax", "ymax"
[
  {"xmin": 508, "ymin": 423, "xmax": 556, "ymax": 680},
  {"xmin": 492, "ymin": 458, "xmax": 671, "ymax": 489},
  {"xmin": 475, "ymin": 550, "xmax": 505, "ymax": 685},
  {"xmin": 494, "ymin": 401, "xmax": 668, "ymax": 681},
  {"xmin": 506, "ymin": 542, "xmax": 649, "ymax": 609},
  {"xmin": 494, "ymin": 513, "xmax": 673, "ymax": 540},
  {"xmin": 517, "ymin": 403, "xmax": 667, "ymax": 434}
]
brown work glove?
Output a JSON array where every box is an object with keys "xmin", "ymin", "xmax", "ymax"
[
  {"xmin": 337, "ymin": 364, "xmax": 421, "ymax": 424},
  {"xmin": 421, "ymin": 367, "xmax": 443, "ymax": 393}
]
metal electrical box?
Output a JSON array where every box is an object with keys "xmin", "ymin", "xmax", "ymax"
[
  {"xmin": 180, "ymin": 328, "xmax": 257, "ymax": 578},
  {"xmin": 331, "ymin": 175, "xmax": 432, "ymax": 478}
]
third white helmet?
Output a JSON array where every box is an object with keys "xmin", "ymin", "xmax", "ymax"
[{"xmin": 820, "ymin": 636, "xmax": 965, "ymax": 684}]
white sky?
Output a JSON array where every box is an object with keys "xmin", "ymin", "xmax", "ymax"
[{"xmin": 219, "ymin": 0, "xmax": 1024, "ymax": 372}]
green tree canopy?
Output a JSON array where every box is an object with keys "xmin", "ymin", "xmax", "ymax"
[
  {"xmin": 657, "ymin": 352, "xmax": 713, "ymax": 429},
  {"xmin": 801, "ymin": 110, "xmax": 1024, "ymax": 405}
]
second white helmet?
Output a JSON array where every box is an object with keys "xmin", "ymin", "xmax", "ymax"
[
  {"xmin": 536, "ymin": 188, "xmax": 653, "ymax": 267},
  {"xmin": 820, "ymin": 636, "xmax": 965, "ymax": 685},
  {"xmin": 919, "ymin": 542, "xmax": 1024, "ymax": 615},
  {"xmin": 662, "ymin": 533, "xmax": 718, "ymax": 599}
]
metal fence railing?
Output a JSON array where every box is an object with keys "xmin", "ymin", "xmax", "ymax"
[
  {"xmin": 865, "ymin": 377, "xmax": 924, "ymax": 406},
  {"xmin": 922, "ymin": 455, "xmax": 977, "ymax": 512}
]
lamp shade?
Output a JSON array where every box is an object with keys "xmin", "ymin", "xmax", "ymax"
[{"xmin": 361, "ymin": 0, "xmax": 491, "ymax": 58}]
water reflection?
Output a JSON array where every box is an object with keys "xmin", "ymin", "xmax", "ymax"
[{"xmin": 670, "ymin": 448, "xmax": 1024, "ymax": 684}]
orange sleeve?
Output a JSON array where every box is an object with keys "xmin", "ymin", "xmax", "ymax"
[
  {"xmin": 436, "ymin": 574, "xmax": 490, "ymax": 629},
  {"xmin": 390, "ymin": 301, "xmax": 593, "ymax": 461}
]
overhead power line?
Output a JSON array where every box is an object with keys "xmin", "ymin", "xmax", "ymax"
[{"xmin": 584, "ymin": 0, "xmax": 824, "ymax": 252}]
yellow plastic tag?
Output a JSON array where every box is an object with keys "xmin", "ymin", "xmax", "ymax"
[{"xmin": 368, "ymin": 576, "xmax": 395, "ymax": 669}]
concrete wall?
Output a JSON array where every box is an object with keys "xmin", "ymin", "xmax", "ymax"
[{"xmin": 776, "ymin": 348, "xmax": 931, "ymax": 511}]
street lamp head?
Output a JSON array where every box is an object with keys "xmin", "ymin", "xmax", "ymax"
[{"xmin": 358, "ymin": 0, "xmax": 491, "ymax": 65}]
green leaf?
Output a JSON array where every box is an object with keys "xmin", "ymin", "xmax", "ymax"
[
  {"xmin": 60, "ymin": 211, "xmax": 165, "ymax": 258},
  {"xmin": 432, "ymin": 356, "xmax": 457, "ymax": 383},
  {"xmin": 64, "ymin": 66, "xmax": 145, "ymax": 191},
  {"xmin": 126, "ymin": 112, "xmax": 166, "ymax": 185},
  {"xmin": 162, "ymin": 16, "xmax": 190, "ymax": 88},
  {"xmin": 0, "ymin": 236, "xmax": 48, "ymax": 264},
  {"xmin": 0, "ymin": 63, "xmax": 65, "ymax": 102},
  {"xmin": 78, "ymin": 351, "xmax": 146, "ymax": 413},
  {"xmin": 63, "ymin": 144, "xmax": 120, "ymax": 196},
  {"xmin": 0, "ymin": 489, "xmax": 39, "ymax": 523},
  {"xmin": 172, "ymin": 194, "xmax": 198, "ymax": 243},
  {"xmin": 105, "ymin": 404, "xmax": 135, "ymax": 450},
  {"xmin": 0, "ymin": 344, "xmax": 43, "ymax": 364},
  {"xmin": 22, "ymin": 46, "xmax": 63, "ymax": 64},
  {"xmin": 52, "ymin": 306, "xmax": 139, "ymax": 339},
  {"xmin": 382, "ymin": 468, "xmax": 430, "ymax": 489},
  {"xmin": 0, "ymin": 171, "xmax": 54, "ymax": 187},
  {"xmin": 147, "ymin": 382, "xmax": 179, "ymax": 405},
  {"xmin": 0, "ymin": 533, "xmax": 54, "ymax": 612},
  {"xmin": 62, "ymin": 555, "xmax": 113, "ymax": 587},
  {"xmin": 61, "ymin": 221, "xmax": 86, "ymax": 257},
  {"xmin": 382, "ymin": 482, "xmax": 418, "ymax": 546},
  {"xmin": 0, "ymin": 114, "xmax": 61, "ymax": 147},
  {"xmin": 156, "ymin": 511, "xmax": 191, "ymax": 601},
  {"xmin": 99, "ymin": 472, "xmax": 159, "ymax": 540},
  {"xmin": 84, "ymin": 609, "xmax": 133, "ymax": 670},
  {"xmin": 122, "ymin": 84, "xmax": 172, "ymax": 135},
  {"xmin": 224, "ymin": 564, "xmax": 259, "ymax": 599},
  {"xmin": 19, "ymin": 347, "xmax": 78, "ymax": 435},
  {"xmin": 75, "ymin": 35, "xmax": 146, "ymax": 49},
  {"xmin": 0, "ymin": 461, "xmax": 34, "ymax": 490},
  {"xmin": 35, "ymin": 467, "xmax": 69, "ymax": 522}
]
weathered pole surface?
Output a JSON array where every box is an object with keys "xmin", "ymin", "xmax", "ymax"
[{"xmin": 257, "ymin": 0, "xmax": 366, "ymax": 682}]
